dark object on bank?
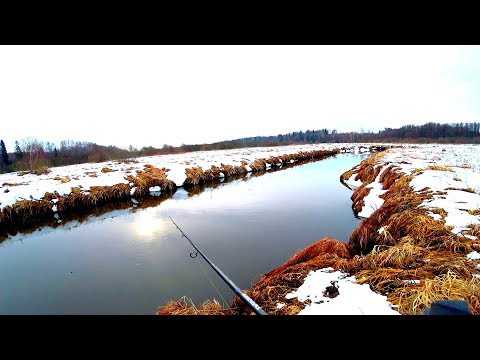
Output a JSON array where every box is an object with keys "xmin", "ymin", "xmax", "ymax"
[
  {"xmin": 323, "ymin": 281, "xmax": 340, "ymax": 299},
  {"xmin": 423, "ymin": 300, "xmax": 470, "ymax": 315}
]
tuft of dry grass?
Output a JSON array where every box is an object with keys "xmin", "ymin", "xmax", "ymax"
[
  {"xmin": 351, "ymin": 185, "xmax": 371, "ymax": 215},
  {"xmin": 378, "ymin": 165, "xmax": 404, "ymax": 190},
  {"xmin": 2, "ymin": 182, "xmax": 28, "ymax": 187},
  {"xmin": 391, "ymin": 272, "xmax": 480, "ymax": 315},
  {"xmin": 426, "ymin": 165, "xmax": 454, "ymax": 172},
  {"xmin": 429, "ymin": 207, "xmax": 447, "ymax": 221},
  {"xmin": 32, "ymin": 166, "xmax": 51, "ymax": 175},
  {"xmin": 157, "ymin": 296, "xmax": 232, "ymax": 315},
  {"xmin": 203, "ymin": 165, "xmax": 222, "ymax": 182},
  {"xmin": 348, "ymin": 152, "xmax": 386, "ymax": 185},
  {"xmin": 184, "ymin": 167, "xmax": 206, "ymax": 186},
  {"xmin": 249, "ymin": 159, "xmax": 267, "ymax": 172},
  {"xmin": 340, "ymin": 168, "xmax": 356, "ymax": 183},
  {"xmin": 127, "ymin": 165, "xmax": 176, "ymax": 194},
  {"xmin": 101, "ymin": 167, "xmax": 116, "ymax": 173},
  {"xmin": 115, "ymin": 159, "xmax": 139, "ymax": 165},
  {"xmin": 53, "ymin": 176, "xmax": 71, "ymax": 183},
  {"xmin": 0, "ymin": 199, "xmax": 53, "ymax": 228},
  {"xmin": 445, "ymin": 187, "xmax": 476, "ymax": 194},
  {"xmin": 464, "ymin": 225, "xmax": 480, "ymax": 239}
]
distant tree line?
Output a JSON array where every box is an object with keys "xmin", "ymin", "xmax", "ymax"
[
  {"xmin": 226, "ymin": 122, "xmax": 480, "ymax": 147},
  {"xmin": 1, "ymin": 122, "xmax": 479, "ymax": 174}
]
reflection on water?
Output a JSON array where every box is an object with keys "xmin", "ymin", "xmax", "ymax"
[{"xmin": 0, "ymin": 154, "xmax": 368, "ymax": 314}]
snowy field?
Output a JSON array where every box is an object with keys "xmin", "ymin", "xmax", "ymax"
[{"xmin": 0, "ymin": 143, "xmax": 374, "ymax": 212}]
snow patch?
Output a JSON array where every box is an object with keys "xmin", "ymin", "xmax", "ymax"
[
  {"xmin": 467, "ymin": 251, "xmax": 480, "ymax": 260},
  {"xmin": 286, "ymin": 267, "xmax": 400, "ymax": 315}
]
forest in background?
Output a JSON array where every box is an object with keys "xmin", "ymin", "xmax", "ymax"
[{"xmin": 1, "ymin": 122, "xmax": 479, "ymax": 174}]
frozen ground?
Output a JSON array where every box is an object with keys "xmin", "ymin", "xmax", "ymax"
[{"xmin": 0, "ymin": 143, "xmax": 375, "ymax": 212}]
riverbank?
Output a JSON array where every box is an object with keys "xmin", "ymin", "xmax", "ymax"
[
  {"xmin": 158, "ymin": 144, "xmax": 480, "ymax": 315},
  {"xmin": 2, "ymin": 144, "xmax": 388, "ymax": 234}
]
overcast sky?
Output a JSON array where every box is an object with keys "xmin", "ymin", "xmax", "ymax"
[{"xmin": 1, "ymin": 45, "xmax": 479, "ymax": 151}]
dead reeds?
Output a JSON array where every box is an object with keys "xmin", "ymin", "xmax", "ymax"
[
  {"xmin": 0, "ymin": 199, "xmax": 53, "ymax": 229},
  {"xmin": 126, "ymin": 165, "xmax": 176, "ymax": 195},
  {"xmin": 426, "ymin": 165, "xmax": 454, "ymax": 172},
  {"xmin": 445, "ymin": 187, "xmax": 476, "ymax": 193},
  {"xmin": 391, "ymin": 272, "xmax": 480, "ymax": 315},
  {"xmin": 156, "ymin": 296, "xmax": 232, "ymax": 315},
  {"xmin": 101, "ymin": 167, "xmax": 116, "ymax": 173}
]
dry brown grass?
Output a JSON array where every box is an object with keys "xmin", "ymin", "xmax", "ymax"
[
  {"xmin": 464, "ymin": 225, "xmax": 480, "ymax": 239},
  {"xmin": 184, "ymin": 167, "xmax": 206, "ymax": 186},
  {"xmin": 445, "ymin": 187, "xmax": 476, "ymax": 194},
  {"xmin": 340, "ymin": 168, "xmax": 356, "ymax": 183},
  {"xmin": 157, "ymin": 296, "xmax": 232, "ymax": 315},
  {"xmin": 348, "ymin": 152, "xmax": 386, "ymax": 185},
  {"xmin": 115, "ymin": 159, "xmax": 139, "ymax": 165},
  {"xmin": 426, "ymin": 165, "xmax": 454, "ymax": 172},
  {"xmin": 56, "ymin": 185, "xmax": 131, "ymax": 212},
  {"xmin": 32, "ymin": 166, "xmax": 51, "ymax": 175},
  {"xmin": 0, "ymin": 199, "xmax": 53, "ymax": 228},
  {"xmin": 203, "ymin": 165, "xmax": 222, "ymax": 182},
  {"xmin": 391, "ymin": 272, "xmax": 480, "ymax": 314},
  {"xmin": 2, "ymin": 182, "xmax": 28, "ymax": 187},
  {"xmin": 455, "ymin": 164, "xmax": 472, "ymax": 169},
  {"xmin": 101, "ymin": 167, "xmax": 116, "ymax": 173},
  {"xmin": 249, "ymin": 159, "xmax": 267, "ymax": 172},
  {"xmin": 430, "ymin": 207, "xmax": 447, "ymax": 221},
  {"xmin": 127, "ymin": 165, "xmax": 176, "ymax": 195},
  {"xmin": 378, "ymin": 165, "xmax": 404, "ymax": 190},
  {"xmin": 351, "ymin": 185, "xmax": 371, "ymax": 215},
  {"xmin": 53, "ymin": 176, "xmax": 71, "ymax": 183},
  {"xmin": 220, "ymin": 163, "xmax": 243, "ymax": 177}
]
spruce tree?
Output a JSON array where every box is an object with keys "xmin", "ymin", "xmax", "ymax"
[
  {"xmin": 14, "ymin": 140, "xmax": 23, "ymax": 159},
  {"xmin": 0, "ymin": 139, "xmax": 9, "ymax": 165}
]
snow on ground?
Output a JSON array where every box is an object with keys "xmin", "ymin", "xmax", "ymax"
[
  {"xmin": 0, "ymin": 143, "xmax": 375, "ymax": 212},
  {"xmin": 350, "ymin": 144, "xmax": 480, "ymax": 239},
  {"xmin": 285, "ymin": 267, "xmax": 400, "ymax": 315},
  {"xmin": 358, "ymin": 171, "xmax": 388, "ymax": 218},
  {"xmin": 467, "ymin": 251, "xmax": 480, "ymax": 260}
]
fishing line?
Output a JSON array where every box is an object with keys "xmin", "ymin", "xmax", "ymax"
[{"xmin": 169, "ymin": 216, "xmax": 267, "ymax": 315}]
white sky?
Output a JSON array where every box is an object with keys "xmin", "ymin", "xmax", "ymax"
[{"xmin": 1, "ymin": 45, "xmax": 479, "ymax": 151}]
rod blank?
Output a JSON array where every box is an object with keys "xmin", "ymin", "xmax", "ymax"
[{"xmin": 169, "ymin": 217, "xmax": 267, "ymax": 316}]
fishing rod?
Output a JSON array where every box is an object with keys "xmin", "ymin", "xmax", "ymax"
[{"xmin": 169, "ymin": 216, "xmax": 267, "ymax": 316}]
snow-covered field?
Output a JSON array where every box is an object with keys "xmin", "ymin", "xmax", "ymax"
[
  {"xmin": 343, "ymin": 144, "xmax": 480, "ymax": 237},
  {"xmin": 0, "ymin": 143, "xmax": 374, "ymax": 212}
]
